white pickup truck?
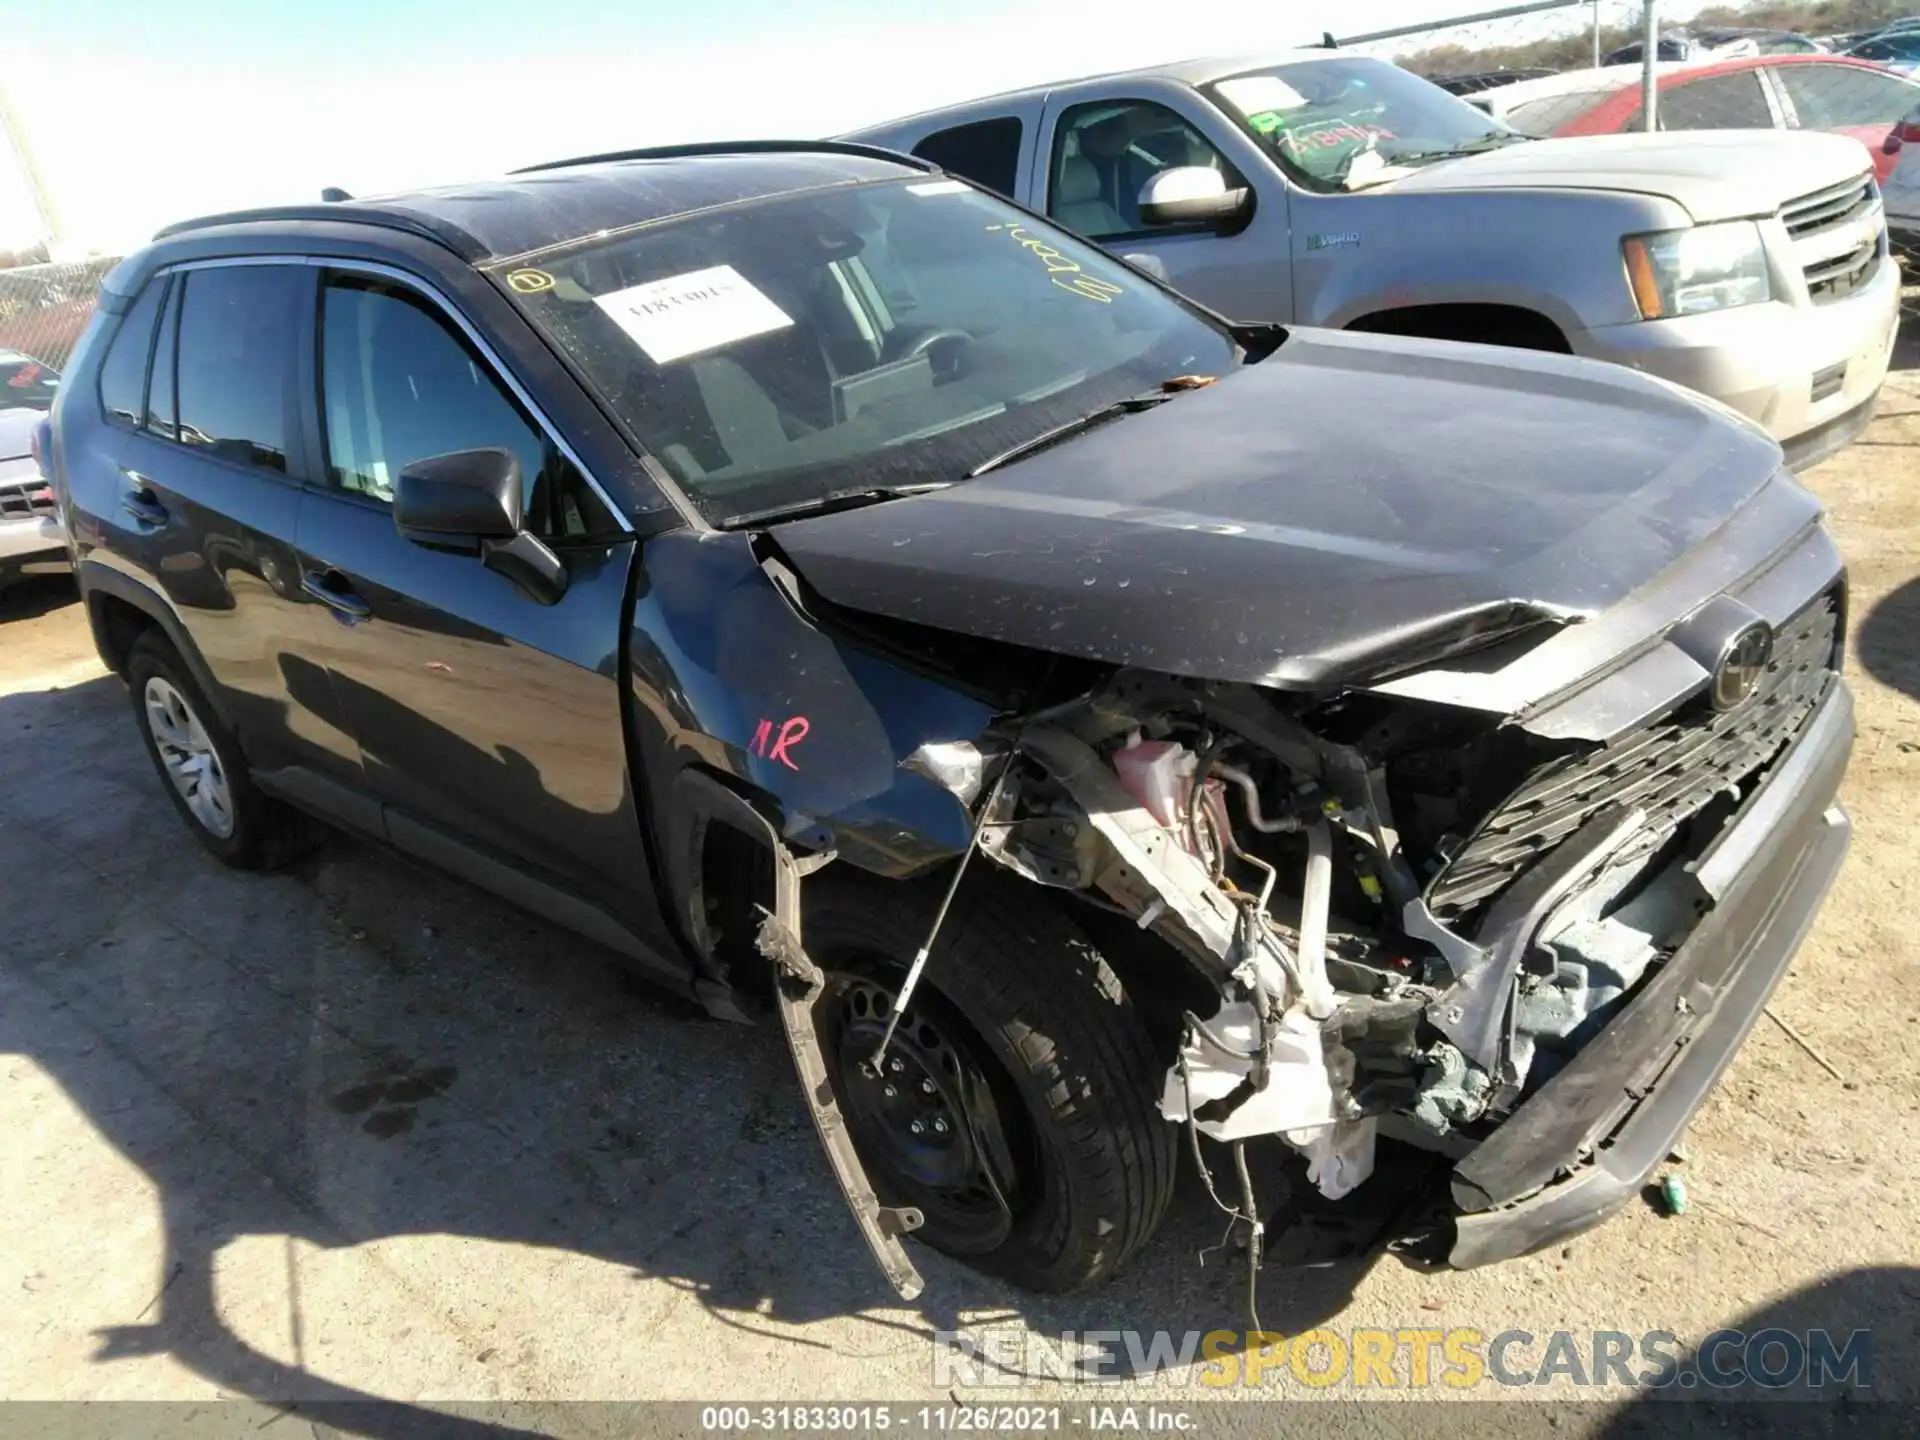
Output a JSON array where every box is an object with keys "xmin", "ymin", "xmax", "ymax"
[{"xmin": 849, "ymin": 50, "xmax": 1902, "ymax": 469}]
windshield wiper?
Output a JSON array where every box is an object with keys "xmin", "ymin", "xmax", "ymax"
[
  {"xmin": 728, "ymin": 481, "xmax": 953, "ymax": 528},
  {"xmin": 966, "ymin": 390, "xmax": 1181, "ymax": 479},
  {"xmin": 1384, "ymin": 132, "xmax": 1531, "ymax": 168}
]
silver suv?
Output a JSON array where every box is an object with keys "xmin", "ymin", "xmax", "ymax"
[{"xmin": 848, "ymin": 50, "xmax": 1902, "ymax": 470}]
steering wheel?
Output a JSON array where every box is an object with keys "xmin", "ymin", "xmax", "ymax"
[{"xmin": 888, "ymin": 325, "xmax": 974, "ymax": 377}]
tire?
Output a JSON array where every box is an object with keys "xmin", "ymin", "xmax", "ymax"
[
  {"xmin": 125, "ymin": 630, "xmax": 322, "ymax": 870},
  {"xmin": 805, "ymin": 867, "xmax": 1177, "ymax": 1292}
]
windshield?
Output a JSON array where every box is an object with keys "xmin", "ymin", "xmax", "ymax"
[
  {"xmin": 0, "ymin": 352, "xmax": 60, "ymax": 413},
  {"xmin": 491, "ymin": 179, "xmax": 1239, "ymax": 527},
  {"xmin": 1205, "ymin": 57, "xmax": 1522, "ymax": 190}
]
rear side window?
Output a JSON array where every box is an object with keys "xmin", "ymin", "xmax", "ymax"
[
  {"xmin": 96, "ymin": 278, "xmax": 166, "ymax": 427},
  {"xmin": 1658, "ymin": 72, "xmax": 1774, "ymax": 130},
  {"xmin": 912, "ymin": 117, "xmax": 1023, "ymax": 196},
  {"xmin": 175, "ymin": 265, "xmax": 303, "ymax": 474},
  {"xmin": 318, "ymin": 275, "xmax": 613, "ymax": 538}
]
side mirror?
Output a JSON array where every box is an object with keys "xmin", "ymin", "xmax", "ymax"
[
  {"xmin": 393, "ymin": 448, "xmax": 567, "ymax": 604},
  {"xmin": 1136, "ymin": 167, "xmax": 1252, "ymax": 229},
  {"xmin": 394, "ymin": 448, "xmax": 523, "ymax": 552}
]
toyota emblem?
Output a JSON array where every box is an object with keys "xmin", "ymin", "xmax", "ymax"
[{"xmin": 1711, "ymin": 622, "xmax": 1773, "ymax": 711}]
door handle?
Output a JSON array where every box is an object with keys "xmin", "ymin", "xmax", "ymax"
[
  {"xmin": 301, "ymin": 569, "xmax": 373, "ymax": 622},
  {"xmin": 121, "ymin": 472, "xmax": 168, "ymax": 527}
]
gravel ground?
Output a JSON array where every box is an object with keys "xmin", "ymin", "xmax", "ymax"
[{"xmin": 2, "ymin": 353, "xmax": 1917, "ymax": 1434}]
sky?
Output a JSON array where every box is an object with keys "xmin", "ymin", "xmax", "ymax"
[{"xmin": 2, "ymin": 0, "xmax": 1653, "ymax": 255}]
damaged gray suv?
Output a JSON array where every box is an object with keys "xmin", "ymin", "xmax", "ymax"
[{"xmin": 47, "ymin": 141, "xmax": 1852, "ymax": 1299}]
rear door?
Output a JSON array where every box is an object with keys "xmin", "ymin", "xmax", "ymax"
[
  {"xmin": 292, "ymin": 264, "xmax": 649, "ymax": 925},
  {"xmin": 105, "ymin": 261, "xmax": 372, "ymax": 818}
]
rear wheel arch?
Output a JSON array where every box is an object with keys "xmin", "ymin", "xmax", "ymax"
[
  {"xmin": 1345, "ymin": 302, "xmax": 1574, "ymax": 353},
  {"xmin": 79, "ymin": 563, "xmax": 236, "ymax": 730}
]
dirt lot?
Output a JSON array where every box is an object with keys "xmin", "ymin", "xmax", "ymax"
[{"xmin": 3, "ymin": 354, "xmax": 1918, "ymax": 1431}]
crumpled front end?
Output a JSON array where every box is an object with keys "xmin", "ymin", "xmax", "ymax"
[{"xmin": 906, "ymin": 574, "xmax": 1849, "ymax": 1248}]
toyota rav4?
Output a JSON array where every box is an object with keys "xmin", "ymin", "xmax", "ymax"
[{"xmin": 45, "ymin": 142, "xmax": 1854, "ymax": 1299}]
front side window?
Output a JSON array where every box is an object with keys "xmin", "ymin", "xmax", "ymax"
[
  {"xmin": 1204, "ymin": 58, "xmax": 1523, "ymax": 191},
  {"xmin": 96, "ymin": 278, "xmax": 165, "ymax": 427},
  {"xmin": 174, "ymin": 266, "xmax": 301, "ymax": 474},
  {"xmin": 1776, "ymin": 64, "xmax": 1920, "ymax": 129},
  {"xmin": 1659, "ymin": 72, "xmax": 1774, "ymax": 130},
  {"xmin": 493, "ymin": 178, "xmax": 1239, "ymax": 527},
  {"xmin": 1048, "ymin": 100, "xmax": 1243, "ymax": 239},
  {"xmin": 911, "ymin": 118, "xmax": 1024, "ymax": 197},
  {"xmin": 319, "ymin": 276, "xmax": 613, "ymax": 537}
]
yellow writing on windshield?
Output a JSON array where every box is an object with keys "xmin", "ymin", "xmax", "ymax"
[{"xmin": 984, "ymin": 223, "xmax": 1125, "ymax": 303}]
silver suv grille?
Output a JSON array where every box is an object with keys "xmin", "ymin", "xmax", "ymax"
[
  {"xmin": 1780, "ymin": 176, "xmax": 1884, "ymax": 305},
  {"xmin": 1426, "ymin": 594, "xmax": 1841, "ymax": 923},
  {"xmin": 0, "ymin": 477, "xmax": 56, "ymax": 520}
]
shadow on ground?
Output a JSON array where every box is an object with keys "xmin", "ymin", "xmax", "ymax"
[
  {"xmin": 1596, "ymin": 1265, "xmax": 1917, "ymax": 1435},
  {"xmin": 1855, "ymin": 577, "xmax": 1920, "ymax": 704},
  {"xmin": 0, "ymin": 670, "xmax": 1452, "ymax": 1432}
]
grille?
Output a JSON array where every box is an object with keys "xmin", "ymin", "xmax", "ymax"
[
  {"xmin": 1426, "ymin": 596, "xmax": 1840, "ymax": 924},
  {"xmin": 0, "ymin": 478, "xmax": 56, "ymax": 520},
  {"xmin": 1779, "ymin": 176, "xmax": 1884, "ymax": 305}
]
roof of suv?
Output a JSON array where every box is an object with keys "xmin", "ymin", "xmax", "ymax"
[
  {"xmin": 841, "ymin": 48, "xmax": 1344, "ymax": 133},
  {"xmin": 153, "ymin": 142, "xmax": 930, "ymax": 265}
]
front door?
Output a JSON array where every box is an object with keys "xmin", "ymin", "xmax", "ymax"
[
  {"xmin": 292, "ymin": 266, "xmax": 653, "ymax": 927},
  {"xmin": 1035, "ymin": 93, "xmax": 1295, "ymax": 322}
]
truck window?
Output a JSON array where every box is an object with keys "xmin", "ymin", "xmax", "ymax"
[
  {"xmin": 911, "ymin": 118, "xmax": 1023, "ymax": 197},
  {"xmin": 1048, "ymin": 100, "xmax": 1241, "ymax": 241}
]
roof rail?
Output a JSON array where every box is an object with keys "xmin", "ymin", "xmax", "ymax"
[
  {"xmin": 512, "ymin": 137, "xmax": 936, "ymax": 176},
  {"xmin": 152, "ymin": 204, "xmax": 489, "ymax": 261}
]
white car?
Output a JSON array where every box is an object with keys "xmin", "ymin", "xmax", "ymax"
[{"xmin": 0, "ymin": 351, "xmax": 66, "ymax": 591}]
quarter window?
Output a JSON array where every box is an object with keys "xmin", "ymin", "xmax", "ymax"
[
  {"xmin": 1776, "ymin": 65, "xmax": 1920, "ymax": 129},
  {"xmin": 911, "ymin": 118, "xmax": 1024, "ymax": 197},
  {"xmin": 1048, "ymin": 100, "xmax": 1241, "ymax": 240},
  {"xmin": 96, "ymin": 277, "xmax": 166, "ymax": 428},
  {"xmin": 318, "ymin": 275, "xmax": 612, "ymax": 538},
  {"xmin": 146, "ymin": 276, "xmax": 181, "ymax": 441},
  {"xmin": 175, "ymin": 266, "xmax": 302, "ymax": 473}
]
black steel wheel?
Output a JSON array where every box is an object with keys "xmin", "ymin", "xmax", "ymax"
[{"xmin": 805, "ymin": 867, "xmax": 1177, "ymax": 1293}]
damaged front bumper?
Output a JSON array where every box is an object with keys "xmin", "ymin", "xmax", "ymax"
[{"xmin": 1449, "ymin": 681, "xmax": 1854, "ymax": 1267}]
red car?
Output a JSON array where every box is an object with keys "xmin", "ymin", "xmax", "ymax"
[{"xmin": 1486, "ymin": 55, "xmax": 1920, "ymax": 185}]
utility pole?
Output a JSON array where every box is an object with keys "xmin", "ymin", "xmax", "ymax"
[
  {"xmin": 0, "ymin": 73, "xmax": 63, "ymax": 254},
  {"xmin": 1593, "ymin": 0, "xmax": 1602, "ymax": 68},
  {"xmin": 1641, "ymin": 0, "xmax": 1659, "ymax": 131}
]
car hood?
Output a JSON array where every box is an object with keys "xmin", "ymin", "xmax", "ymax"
[
  {"xmin": 769, "ymin": 328, "xmax": 1784, "ymax": 692},
  {"xmin": 0, "ymin": 409, "xmax": 39, "ymax": 463},
  {"xmin": 1383, "ymin": 130, "xmax": 1869, "ymax": 223}
]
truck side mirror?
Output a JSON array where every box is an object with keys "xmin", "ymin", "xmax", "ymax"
[{"xmin": 1136, "ymin": 167, "xmax": 1253, "ymax": 230}]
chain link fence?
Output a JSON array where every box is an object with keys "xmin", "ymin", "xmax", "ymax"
[
  {"xmin": 1319, "ymin": 0, "xmax": 1917, "ymax": 323},
  {"xmin": 0, "ymin": 257, "xmax": 119, "ymax": 376}
]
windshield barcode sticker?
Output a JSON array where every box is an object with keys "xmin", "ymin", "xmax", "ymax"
[
  {"xmin": 594, "ymin": 264, "xmax": 794, "ymax": 365},
  {"xmin": 906, "ymin": 179, "xmax": 968, "ymax": 195}
]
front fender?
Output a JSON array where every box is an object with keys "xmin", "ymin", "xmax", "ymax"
[{"xmin": 625, "ymin": 530, "xmax": 1000, "ymax": 959}]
